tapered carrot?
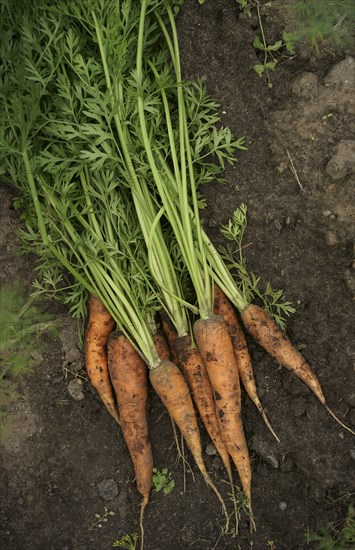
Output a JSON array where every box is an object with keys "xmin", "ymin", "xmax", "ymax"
[
  {"xmin": 214, "ymin": 285, "xmax": 279, "ymax": 442},
  {"xmin": 160, "ymin": 311, "xmax": 234, "ymax": 488},
  {"xmin": 194, "ymin": 315, "xmax": 254, "ymax": 523},
  {"xmin": 85, "ymin": 295, "xmax": 119, "ymax": 425},
  {"xmin": 241, "ymin": 303, "xmax": 355, "ymax": 435},
  {"xmin": 150, "ymin": 359, "xmax": 229, "ymax": 531},
  {"xmin": 108, "ymin": 332, "xmax": 153, "ymax": 548}
]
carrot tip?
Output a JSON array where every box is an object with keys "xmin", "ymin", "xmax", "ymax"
[
  {"xmin": 325, "ymin": 405, "xmax": 355, "ymax": 436},
  {"xmin": 139, "ymin": 495, "xmax": 149, "ymax": 550},
  {"xmin": 256, "ymin": 402, "xmax": 280, "ymax": 443}
]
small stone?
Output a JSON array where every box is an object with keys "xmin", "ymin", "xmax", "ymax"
[
  {"xmin": 279, "ymin": 502, "xmax": 287, "ymax": 511},
  {"xmin": 206, "ymin": 443, "xmax": 217, "ymax": 456},
  {"xmin": 251, "ymin": 434, "xmax": 279, "ymax": 469},
  {"xmin": 322, "ymin": 210, "xmax": 332, "ymax": 217},
  {"xmin": 67, "ymin": 379, "xmax": 85, "ymax": 401},
  {"xmin": 291, "ymin": 72, "xmax": 320, "ymax": 100},
  {"xmin": 344, "ymin": 269, "xmax": 355, "ymax": 298},
  {"xmin": 97, "ymin": 478, "xmax": 119, "ymax": 500},
  {"xmin": 30, "ymin": 350, "xmax": 44, "ymax": 362},
  {"xmin": 350, "ymin": 449, "xmax": 355, "ymax": 460},
  {"xmin": 325, "ymin": 231, "xmax": 338, "ymax": 246},
  {"xmin": 326, "ymin": 140, "xmax": 355, "ymax": 180}
]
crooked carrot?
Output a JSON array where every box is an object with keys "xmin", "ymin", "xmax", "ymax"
[{"xmin": 85, "ymin": 295, "xmax": 119, "ymax": 425}]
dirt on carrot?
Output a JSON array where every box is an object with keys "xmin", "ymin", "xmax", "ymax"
[
  {"xmin": 85, "ymin": 295, "xmax": 119, "ymax": 425},
  {"xmin": 214, "ymin": 285, "xmax": 279, "ymax": 442},
  {"xmin": 194, "ymin": 315, "xmax": 253, "ymax": 521}
]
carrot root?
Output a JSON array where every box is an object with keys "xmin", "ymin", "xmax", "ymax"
[
  {"xmin": 241, "ymin": 303, "xmax": 354, "ymax": 435},
  {"xmin": 325, "ymin": 405, "xmax": 355, "ymax": 436},
  {"xmin": 139, "ymin": 495, "xmax": 149, "ymax": 550},
  {"xmin": 150, "ymin": 360, "xmax": 229, "ymax": 532},
  {"xmin": 85, "ymin": 295, "xmax": 119, "ymax": 425},
  {"xmin": 194, "ymin": 316, "xmax": 253, "ymax": 509},
  {"xmin": 214, "ymin": 286, "xmax": 279, "ymax": 442},
  {"xmin": 108, "ymin": 333, "xmax": 153, "ymax": 505}
]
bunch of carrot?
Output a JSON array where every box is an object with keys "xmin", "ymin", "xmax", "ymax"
[{"xmin": 1, "ymin": 0, "xmax": 353, "ymax": 546}]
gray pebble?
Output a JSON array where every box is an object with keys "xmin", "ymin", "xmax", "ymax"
[
  {"xmin": 30, "ymin": 350, "xmax": 44, "ymax": 362},
  {"xmin": 350, "ymin": 449, "xmax": 355, "ymax": 460},
  {"xmin": 97, "ymin": 478, "xmax": 119, "ymax": 500},
  {"xmin": 326, "ymin": 231, "xmax": 338, "ymax": 246},
  {"xmin": 67, "ymin": 379, "xmax": 85, "ymax": 401},
  {"xmin": 279, "ymin": 502, "xmax": 287, "ymax": 511},
  {"xmin": 326, "ymin": 140, "xmax": 355, "ymax": 180},
  {"xmin": 291, "ymin": 72, "xmax": 320, "ymax": 100},
  {"xmin": 206, "ymin": 443, "xmax": 217, "ymax": 456},
  {"xmin": 344, "ymin": 269, "xmax": 355, "ymax": 298},
  {"xmin": 251, "ymin": 434, "xmax": 279, "ymax": 469}
]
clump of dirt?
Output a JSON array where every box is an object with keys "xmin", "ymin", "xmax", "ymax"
[{"xmin": 1, "ymin": 1, "xmax": 354, "ymax": 549}]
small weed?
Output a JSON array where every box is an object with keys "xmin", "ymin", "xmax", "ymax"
[
  {"xmin": 112, "ymin": 533, "xmax": 139, "ymax": 549},
  {"xmin": 292, "ymin": 0, "xmax": 355, "ymax": 52},
  {"xmin": 152, "ymin": 467, "xmax": 175, "ymax": 495},
  {"xmin": 306, "ymin": 504, "xmax": 355, "ymax": 549},
  {"xmin": 0, "ymin": 283, "xmax": 56, "ymax": 437},
  {"xmin": 89, "ymin": 506, "xmax": 115, "ymax": 530},
  {"xmin": 252, "ymin": 2, "xmax": 298, "ymax": 88}
]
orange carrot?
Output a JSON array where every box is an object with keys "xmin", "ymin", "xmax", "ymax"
[
  {"xmin": 194, "ymin": 315, "xmax": 253, "ymax": 514},
  {"xmin": 150, "ymin": 359, "xmax": 229, "ymax": 530},
  {"xmin": 85, "ymin": 295, "xmax": 119, "ymax": 425},
  {"xmin": 214, "ymin": 285, "xmax": 279, "ymax": 442},
  {"xmin": 160, "ymin": 312, "xmax": 234, "ymax": 487},
  {"xmin": 152, "ymin": 322, "xmax": 171, "ymax": 361},
  {"xmin": 108, "ymin": 332, "xmax": 153, "ymax": 547},
  {"xmin": 241, "ymin": 303, "xmax": 355, "ymax": 435}
]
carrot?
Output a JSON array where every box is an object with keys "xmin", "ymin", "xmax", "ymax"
[
  {"xmin": 194, "ymin": 315, "xmax": 254, "ymax": 523},
  {"xmin": 108, "ymin": 332, "xmax": 153, "ymax": 549},
  {"xmin": 241, "ymin": 303, "xmax": 355, "ymax": 435},
  {"xmin": 152, "ymin": 322, "xmax": 171, "ymax": 361},
  {"xmin": 150, "ymin": 359, "xmax": 229, "ymax": 531},
  {"xmin": 85, "ymin": 295, "xmax": 119, "ymax": 425},
  {"xmin": 160, "ymin": 312, "xmax": 234, "ymax": 487},
  {"xmin": 213, "ymin": 285, "xmax": 279, "ymax": 442}
]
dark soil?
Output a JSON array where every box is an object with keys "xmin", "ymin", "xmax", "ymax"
[{"xmin": 1, "ymin": 1, "xmax": 354, "ymax": 549}]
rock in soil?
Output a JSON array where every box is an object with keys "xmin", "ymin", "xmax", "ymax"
[
  {"xmin": 67, "ymin": 379, "xmax": 85, "ymax": 401},
  {"xmin": 251, "ymin": 434, "xmax": 279, "ymax": 469},
  {"xmin": 97, "ymin": 479, "xmax": 119, "ymax": 500},
  {"xmin": 205, "ymin": 443, "xmax": 217, "ymax": 456},
  {"xmin": 326, "ymin": 140, "xmax": 355, "ymax": 180}
]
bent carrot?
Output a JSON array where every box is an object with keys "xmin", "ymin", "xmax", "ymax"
[
  {"xmin": 108, "ymin": 332, "xmax": 153, "ymax": 548},
  {"xmin": 194, "ymin": 315, "xmax": 254, "ymax": 522},
  {"xmin": 213, "ymin": 285, "xmax": 279, "ymax": 442},
  {"xmin": 85, "ymin": 295, "xmax": 119, "ymax": 425},
  {"xmin": 241, "ymin": 303, "xmax": 355, "ymax": 435},
  {"xmin": 150, "ymin": 359, "xmax": 229, "ymax": 531}
]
